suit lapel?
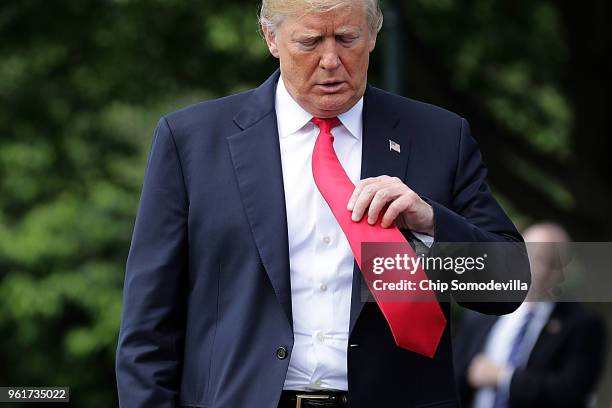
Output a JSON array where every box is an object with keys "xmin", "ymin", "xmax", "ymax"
[
  {"xmin": 227, "ymin": 71, "xmax": 293, "ymax": 328},
  {"xmin": 349, "ymin": 86, "xmax": 412, "ymax": 336}
]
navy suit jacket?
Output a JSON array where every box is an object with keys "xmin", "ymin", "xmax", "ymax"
[{"xmin": 116, "ymin": 70, "xmax": 530, "ymax": 408}]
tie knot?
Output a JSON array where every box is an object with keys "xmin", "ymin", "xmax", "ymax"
[{"xmin": 312, "ymin": 117, "xmax": 341, "ymax": 133}]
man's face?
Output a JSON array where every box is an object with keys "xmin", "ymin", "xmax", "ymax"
[
  {"xmin": 263, "ymin": 4, "xmax": 376, "ymax": 118},
  {"xmin": 524, "ymin": 227, "xmax": 568, "ymax": 300}
]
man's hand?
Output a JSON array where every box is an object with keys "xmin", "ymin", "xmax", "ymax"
[
  {"xmin": 347, "ymin": 176, "xmax": 434, "ymax": 235},
  {"xmin": 467, "ymin": 354, "xmax": 505, "ymax": 387}
]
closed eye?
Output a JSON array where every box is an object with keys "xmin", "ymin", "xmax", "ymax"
[
  {"xmin": 298, "ymin": 37, "xmax": 320, "ymax": 48},
  {"xmin": 336, "ymin": 35, "xmax": 359, "ymax": 46}
]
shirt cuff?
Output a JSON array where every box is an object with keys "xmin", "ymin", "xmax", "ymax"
[{"xmin": 412, "ymin": 231, "xmax": 434, "ymax": 248}]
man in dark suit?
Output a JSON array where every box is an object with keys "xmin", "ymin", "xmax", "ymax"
[
  {"xmin": 454, "ymin": 223, "xmax": 607, "ymax": 408},
  {"xmin": 115, "ymin": 0, "xmax": 530, "ymax": 407}
]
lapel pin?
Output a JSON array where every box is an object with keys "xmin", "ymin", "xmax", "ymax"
[{"xmin": 389, "ymin": 139, "xmax": 401, "ymax": 153}]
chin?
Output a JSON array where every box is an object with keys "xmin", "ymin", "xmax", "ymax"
[{"xmin": 314, "ymin": 96, "xmax": 354, "ymax": 115}]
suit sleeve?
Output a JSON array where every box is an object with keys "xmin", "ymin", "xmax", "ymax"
[
  {"xmin": 508, "ymin": 312, "xmax": 607, "ymax": 407},
  {"xmin": 116, "ymin": 117, "xmax": 188, "ymax": 408},
  {"xmin": 425, "ymin": 118, "xmax": 531, "ymax": 314}
]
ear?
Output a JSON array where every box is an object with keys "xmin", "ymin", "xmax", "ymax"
[
  {"xmin": 262, "ymin": 25, "xmax": 280, "ymax": 59},
  {"xmin": 368, "ymin": 33, "xmax": 377, "ymax": 53}
]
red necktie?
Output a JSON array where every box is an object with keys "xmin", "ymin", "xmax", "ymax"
[{"xmin": 311, "ymin": 117, "xmax": 446, "ymax": 358}]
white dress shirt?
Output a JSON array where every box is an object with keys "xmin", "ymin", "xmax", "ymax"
[
  {"xmin": 277, "ymin": 77, "xmax": 361, "ymax": 391},
  {"xmin": 276, "ymin": 76, "xmax": 434, "ymax": 391},
  {"xmin": 472, "ymin": 301, "xmax": 555, "ymax": 408}
]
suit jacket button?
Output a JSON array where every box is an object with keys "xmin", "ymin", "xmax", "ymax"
[{"xmin": 276, "ymin": 346, "xmax": 288, "ymax": 360}]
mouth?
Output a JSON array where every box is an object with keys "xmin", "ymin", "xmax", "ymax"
[{"xmin": 317, "ymin": 81, "xmax": 346, "ymax": 93}]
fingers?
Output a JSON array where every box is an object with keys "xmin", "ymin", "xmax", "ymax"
[
  {"xmin": 349, "ymin": 176, "xmax": 411, "ymax": 226},
  {"xmin": 381, "ymin": 195, "xmax": 411, "ymax": 228},
  {"xmin": 350, "ymin": 183, "xmax": 378, "ymax": 222},
  {"xmin": 347, "ymin": 177, "xmax": 378, "ymax": 211},
  {"xmin": 467, "ymin": 354, "xmax": 485, "ymax": 386},
  {"xmin": 368, "ymin": 185, "xmax": 404, "ymax": 225}
]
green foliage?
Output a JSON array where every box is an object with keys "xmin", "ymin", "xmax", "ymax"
[
  {"xmin": 405, "ymin": 0, "xmax": 572, "ymax": 196},
  {"xmin": 0, "ymin": 0, "xmax": 272, "ymax": 405},
  {"xmin": 395, "ymin": 0, "xmax": 604, "ymax": 229}
]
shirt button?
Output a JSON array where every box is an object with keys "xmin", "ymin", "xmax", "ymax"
[
  {"xmin": 276, "ymin": 346, "xmax": 288, "ymax": 360},
  {"xmin": 315, "ymin": 379, "xmax": 322, "ymax": 386},
  {"xmin": 316, "ymin": 332, "xmax": 325, "ymax": 343},
  {"xmin": 320, "ymin": 283, "xmax": 328, "ymax": 292},
  {"xmin": 322, "ymin": 236, "xmax": 331, "ymax": 245}
]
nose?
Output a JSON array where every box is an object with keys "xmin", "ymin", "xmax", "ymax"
[{"xmin": 319, "ymin": 38, "xmax": 341, "ymax": 70}]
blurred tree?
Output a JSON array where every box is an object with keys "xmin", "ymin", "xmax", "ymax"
[
  {"xmin": 396, "ymin": 0, "xmax": 612, "ymax": 240},
  {"xmin": 0, "ymin": 1, "xmax": 274, "ymax": 405},
  {"xmin": 0, "ymin": 0, "xmax": 609, "ymax": 406}
]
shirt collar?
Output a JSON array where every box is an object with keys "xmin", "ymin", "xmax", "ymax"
[{"xmin": 275, "ymin": 75, "xmax": 363, "ymax": 140}]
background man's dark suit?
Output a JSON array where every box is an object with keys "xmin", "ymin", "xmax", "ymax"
[
  {"xmin": 454, "ymin": 303, "xmax": 607, "ymax": 408},
  {"xmin": 115, "ymin": 71, "xmax": 530, "ymax": 408}
]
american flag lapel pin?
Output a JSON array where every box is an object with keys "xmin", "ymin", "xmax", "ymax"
[{"xmin": 389, "ymin": 139, "xmax": 401, "ymax": 154}]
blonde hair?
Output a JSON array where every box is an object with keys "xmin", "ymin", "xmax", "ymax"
[{"xmin": 259, "ymin": 0, "xmax": 383, "ymax": 35}]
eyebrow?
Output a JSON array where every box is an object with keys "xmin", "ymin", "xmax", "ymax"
[
  {"xmin": 292, "ymin": 26, "xmax": 361, "ymax": 40},
  {"xmin": 334, "ymin": 27, "xmax": 361, "ymax": 36}
]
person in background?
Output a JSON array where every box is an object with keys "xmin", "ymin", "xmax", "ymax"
[{"xmin": 454, "ymin": 222, "xmax": 608, "ymax": 408}]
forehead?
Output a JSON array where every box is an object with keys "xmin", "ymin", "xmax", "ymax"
[
  {"xmin": 524, "ymin": 227, "xmax": 566, "ymax": 243},
  {"xmin": 282, "ymin": 5, "xmax": 367, "ymax": 34}
]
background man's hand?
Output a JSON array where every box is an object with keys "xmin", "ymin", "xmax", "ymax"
[
  {"xmin": 347, "ymin": 176, "xmax": 435, "ymax": 235},
  {"xmin": 467, "ymin": 354, "xmax": 505, "ymax": 387}
]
